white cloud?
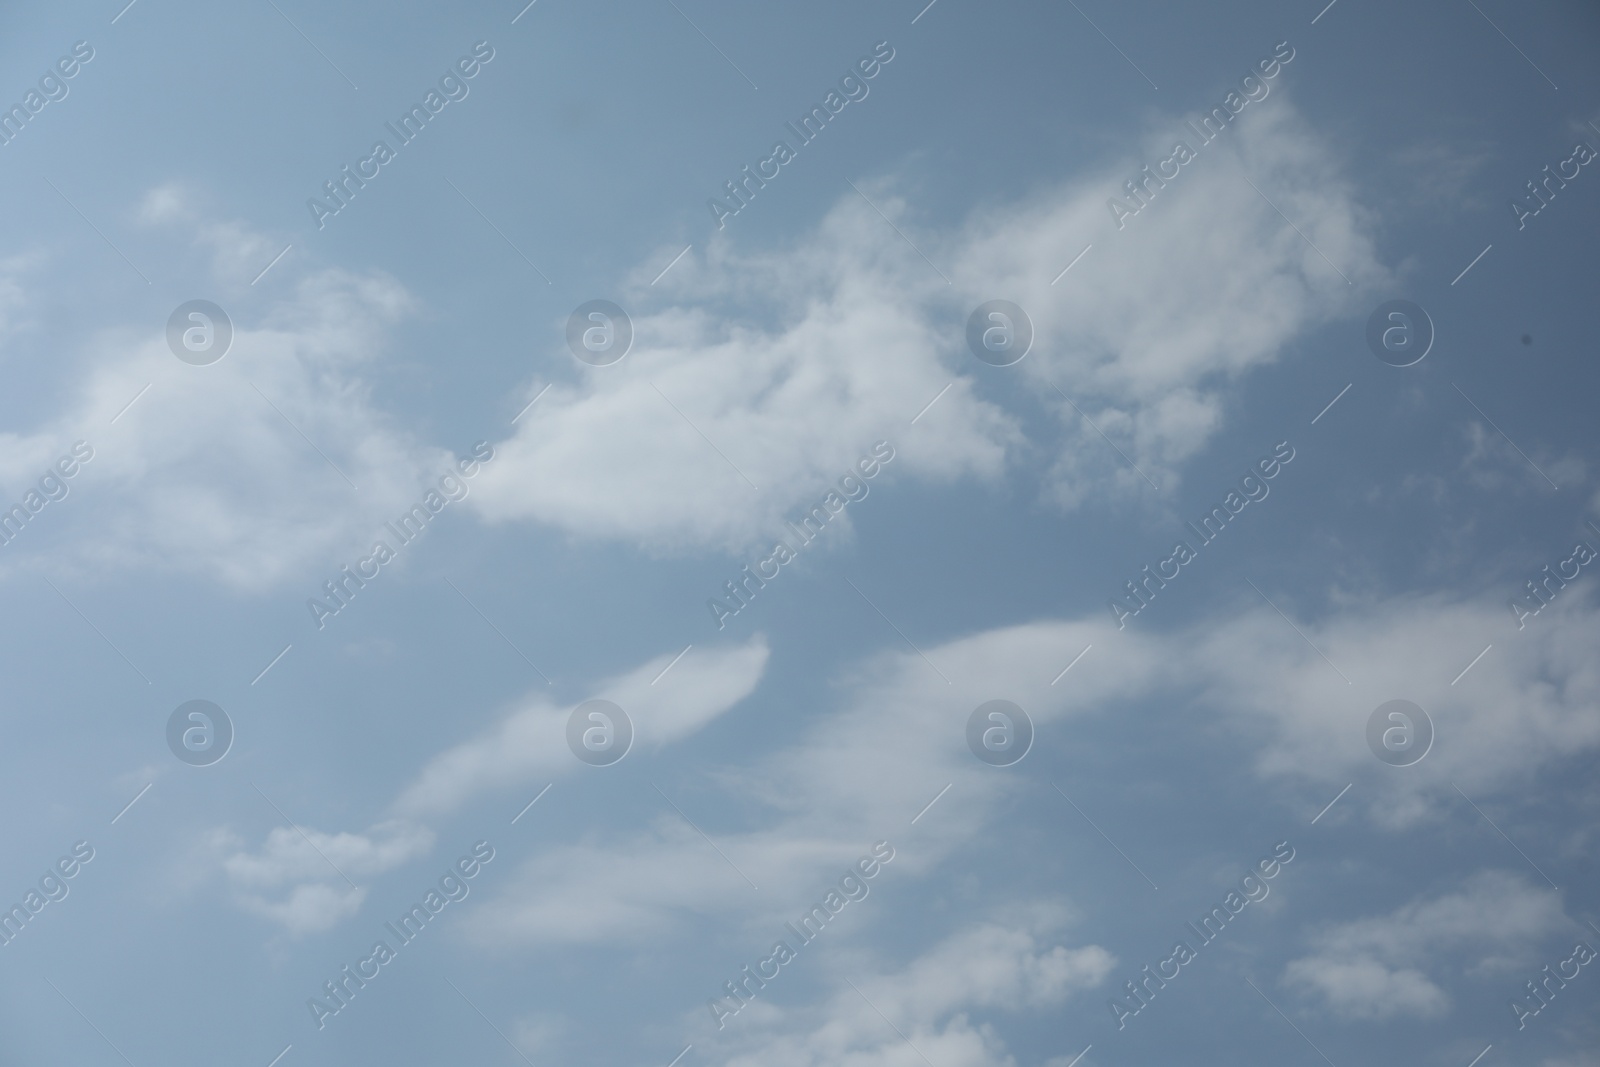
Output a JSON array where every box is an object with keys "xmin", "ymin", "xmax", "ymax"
[
  {"xmin": 219, "ymin": 639, "xmax": 768, "ymax": 936},
  {"xmin": 393, "ymin": 637, "xmax": 770, "ymax": 818},
  {"xmin": 1176, "ymin": 588, "xmax": 1600, "ymax": 808},
  {"xmin": 1383, "ymin": 138, "xmax": 1496, "ymax": 216},
  {"xmin": 0, "ymin": 254, "xmax": 34, "ymax": 350},
  {"xmin": 136, "ymin": 182, "xmax": 286, "ymax": 284},
  {"xmin": 469, "ymin": 93, "xmax": 1388, "ymax": 550},
  {"xmin": 957, "ymin": 93, "xmax": 1386, "ymax": 504},
  {"xmin": 1283, "ymin": 956, "xmax": 1450, "ymax": 1020},
  {"xmin": 509, "ymin": 1014, "xmax": 566, "ymax": 1057},
  {"xmin": 221, "ymin": 819, "xmax": 437, "ymax": 889},
  {"xmin": 1455, "ymin": 421, "xmax": 1586, "ymax": 494},
  {"xmin": 0, "ymin": 260, "xmax": 456, "ymax": 590},
  {"xmin": 0, "ymin": 189, "xmax": 516, "ymax": 594},
  {"xmin": 848, "ymin": 923, "xmax": 1116, "ymax": 1016},
  {"xmin": 1541, "ymin": 1055, "xmax": 1600, "ymax": 1067},
  {"xmin": 217, "ymin": 819, "xmax": 434, "ymax": 938},
  {"xmin": 469, "ymin": 223, "xmax": 1015, "ymax": 554},
  {"xmin": 462, "ymin": 583, "xmax": 1600, "ymax": 952},
  {"xmin": 461, "ymin": 618, "xmax": 1119, "ymax": 949},
  {"xmin": 7, "ymin": 96, "xmax": 1392, "ymax": 586},
  {"xmin": 1282, "ymin": 870, "xmax": 1569, "ymax": 1019},
  {"xmin": 706, "ymin": 921, "xmax": 1113, "ymax": 1067},
  {"xmin": 236, "ymin": 882, "xmax": 368, "ymax": 939}
]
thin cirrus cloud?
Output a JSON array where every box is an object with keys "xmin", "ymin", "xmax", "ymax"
[
  {"xmin": 460, "ymin": 585, "xmax": 1599, "ymax": 952},
  {"xmin": 215, "ymin": 638, "xmax": 769, "ymax": 937},
  {"xmin": 1173, "ymin": 587, "xmax": 1600, "ymax": 813},
  {"xmin": 391, "ymin": 636, "xmax": 772, "ymax": 818},
  {"xmin": 458, "ymin": 618, "xmax": 1119, "ymax": 949},
  {"xmin": 194, "ymin": 576, "xmax": 1599, "ymax": 1026}
]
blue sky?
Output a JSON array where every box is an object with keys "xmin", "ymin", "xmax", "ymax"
[{"xmin": 1, "ymin": 0, "xmax": 1598, "ymax": 1065}]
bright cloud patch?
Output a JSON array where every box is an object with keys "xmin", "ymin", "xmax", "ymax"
[
  {"xmin": 1282, "ymin": 871, "xmax": 1570, "ymax": 1019},
  {"xmin": 470, "ymin": 93, "xmax": 1388, "ymax": 549},
  {"xmin": 219, "ymin": 639, "xmax": 768, "ymax": 937},
  {"xmin": 708, "ymin": 921, "xmax": 1113, "ymax": 1067}
]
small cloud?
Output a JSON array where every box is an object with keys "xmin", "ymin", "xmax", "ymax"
[
  {"xmin": 220, "ymin": 819, "xmax": 433, "ymax": 938},
  {"xmin": 1282, "ymin": 871, "xmax": 1569, "ymax": 1019},
  {"xmin": 237, "ymin": 882, "xmax": 367, "ymax": 938},
  {"xmin": 136, "ymin": 183, "xmax": 192, "ymax": 225},
  {"xmin": 707, "ymin": 920, "xmax": 1113, "ymax": 1067}
]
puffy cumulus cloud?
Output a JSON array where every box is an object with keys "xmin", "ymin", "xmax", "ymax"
[
  {"xmin": 957, "ymin": 94, "xmax": 1383, "ymax": 385},
  {"xmin": 469, "ymin": 206, "xmax": 1016, "ymax": 554},
  {"xmin": 1282, "ymin": 870, "xmax": 1570, "ymax": 1019},
  {"xmin": 220, "ymin": 639, "xmax": 768, "ymax": 937},
  {"xmin": 958, "ymin": 94, "xmax": 1386, "ymax": 506},
  {"xmin": 706, "ymin": 921, "xmax": 1112, "ymax": 1067},
  {"xmin": 468, "ymin": 92, "xmax": 1386, "ymax": 550},
  {"xmin": 392, "ymin": 637, "xmax": 770, "ymax": 818},
  {"xmin": 0, "ymin": 207, "xmax": 457, "ymax": 590},
  {"xmin": 5, "ymin": 101, "xmax": 1390, "ymax": 582},
  {"xmin": 846, "ymin": 923, "xmax": 1115, "ymax": 1017}
]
